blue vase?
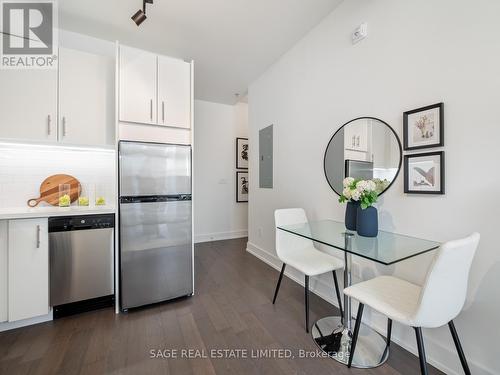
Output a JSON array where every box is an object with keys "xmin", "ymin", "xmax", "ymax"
[
  {"xmin": 356, "ymin": 206, "xmax": 378, "ymax": 237},
  {"xmin": 345, "ymin": 201, "xmax": 359, "ymax": 231}
]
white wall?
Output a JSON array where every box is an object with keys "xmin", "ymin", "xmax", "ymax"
[
  {"xmin": 194, "ymin": 100, "xmax": 248, "ymax": 242},
  {"xmin": 60, "ymin": 29, "xmax": 115, "ymax": 57},
  {"xmin": 247, "ymin": 1, "xmax": 500, "ymax": 374}
]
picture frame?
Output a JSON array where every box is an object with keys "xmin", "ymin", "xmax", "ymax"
[
  {"xmin": 236, "ymin": 171, "xmax": 249, "ymax": 202},
  {"xmin": 404, "ymin": 151, "xmax": 445, "ymax": 194},
  {"xmin": 236, "ymin": 137, "xmax": 249, "ymax": 169},
  {"xmin": 403, "ymin": 103, "xmax": 444, "ymax": 150}
]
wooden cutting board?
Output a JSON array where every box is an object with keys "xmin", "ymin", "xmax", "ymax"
[{"xmin": 27, "ymin": 174, "xmax": 81, "ymax": 207}]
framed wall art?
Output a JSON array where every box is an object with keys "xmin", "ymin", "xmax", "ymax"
[
  {"xmin": 403, "ymin": 103, "xmax": 444, "ymax": 150},
  {"xmin": 236, "ymin": 171, "xmax": 249, "ymax": 202},
  {"xmin": 236, "ymin": 138, "xmax": 249, "ymax": 169},
  {"xmin": 404, "ymin": 151, "xmax": 445, "ymax": 194}
]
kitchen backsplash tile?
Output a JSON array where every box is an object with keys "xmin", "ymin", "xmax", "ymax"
[{"xmin": 0, "ymin": 143, "xmax": 115, "ymax": 208}]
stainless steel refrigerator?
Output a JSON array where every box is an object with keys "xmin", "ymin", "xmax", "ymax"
[{"xmin": 119, "ymin": 141, "xmax": 193, "ymax": 310}]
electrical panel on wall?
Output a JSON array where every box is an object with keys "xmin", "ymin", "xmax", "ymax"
[{"xmin": 259, "ymin": 125, "xmax": 273, "ymax": 188}]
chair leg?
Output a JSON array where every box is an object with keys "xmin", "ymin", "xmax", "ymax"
[
  {"xmin": 348, "ymin": 303, "xmax": 364, "ymax": 368},
  {"xmin": 448, "ymin": 321, "xmax": 471, "ymax": 375},
  {"xmin": 272, "ymin": 263, "xmax": 286, "ymax": 304},
  {"xmin": 305, "ymin": 275, "xmax": 310, "ymax": 333},
  {"xmin": 332, "ymin": 270, "xmax": 344, "ymax": 321},
  {"xmin": 387, "ymin": 318, "xmax": 393, "ymax": 347},
  {"xmin": 414, "ymin": 327, "xmax": 429, "ymax": 375}
]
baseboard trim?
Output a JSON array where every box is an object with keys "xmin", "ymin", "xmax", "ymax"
[
  {"xmin": 195, "ymin": 230, "xmax": 248, "ymax": 244},
  {"xmin": 246, "ymin": 241, "xmax": 493, "ymax": 375},
  {"xmin": 0, "ymin": 311, "xmax": 53, "ymax": 332}
]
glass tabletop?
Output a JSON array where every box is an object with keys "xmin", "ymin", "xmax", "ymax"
[{"xmin": 277, "ymin": 220, "xmax": 440, "ymax": 265}]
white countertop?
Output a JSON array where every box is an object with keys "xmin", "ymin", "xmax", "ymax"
[{"xmin": 0, "ymin": 206, "xmax": 116, "ymax": 220}]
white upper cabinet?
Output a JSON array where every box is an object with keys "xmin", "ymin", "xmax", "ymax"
[
  {"xmin": 158, "ymin": 56, "xmax": 191, "ymax": 129},
  {"xmin": 119, "ymin": 45, "xmax": 157, "ymax": 125},
  {"xmin": 8, "ymin": 218, "xmax": 49, "ymax": 322},
  {"xmin": 0, "ymin": 69, "xmax": 57, "ymax": 141},
  {"xmin": 119, "ymin": 45, "xmax": 192, "ymax": 129},
  {"xmin": 59, "ymin": 48, "xmax": 115, "ymax": 146},
  {"xmin": 344, "ymin": 119, "xmax": 369, "ymax": 152}
]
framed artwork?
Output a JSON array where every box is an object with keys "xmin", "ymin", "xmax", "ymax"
[
  {"xmin": 236, "ymin": 138, "xmax": 249, "ymax": 169},
  {"xmin": 404, "ymin": 151, "xmax": 445, "ymax": 194},
  {"xmin": 236, "ymin": 171, "xmax": 249, "ymax": 202},
  {"xmin": 403, "ymin": 103, "xmax": 444, "ymax": 150}
]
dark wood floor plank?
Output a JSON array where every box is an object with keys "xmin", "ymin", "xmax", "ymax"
[
  {"xmin": 158, "ymin": 306, "xmax": 193, "ymax": 375},
  {"xmin": 178, "ymin": 313, "xmax": 217, "ymax": 375},
  {"xmin": 210, "ymin": 290, "xmax": 248, "ymax": 334},
  {"xmin": 28, "ymin": 334, "xmax": 72, "ymax": 375},
  {"xmin": 0, "ymin": 237, "xmax": 444, "ymax": 375},
  {"xmin": 199, "ymin": 294, "xmax": 231, "ymax": 332}
]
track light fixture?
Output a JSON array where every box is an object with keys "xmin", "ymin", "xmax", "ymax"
[{"xmin": 131, "ymin": 0, "xmax": 153, "ymax": 26}]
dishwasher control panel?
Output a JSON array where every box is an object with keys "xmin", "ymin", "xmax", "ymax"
[{"xmin": 49, "ymin": 214, "xmax": 115, "ymax": 232}]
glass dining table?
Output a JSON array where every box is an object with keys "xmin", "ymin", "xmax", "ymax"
[{"xmin": 277, "ymin": 219, "xmax": 440, "ymax": 369}]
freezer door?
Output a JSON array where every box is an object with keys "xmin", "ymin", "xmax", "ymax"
[
  {"xmin": 120, "ymin": 200, "xmax": 192, "ymax": 309},
  {"xmin": 119, "ymin": 141, "xmax": 191, "ymax": 196}
]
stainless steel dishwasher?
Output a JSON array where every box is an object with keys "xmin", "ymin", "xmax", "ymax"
[{"xmin": 49, "ymin": 214, "xmax": 115, "ymax": 318}]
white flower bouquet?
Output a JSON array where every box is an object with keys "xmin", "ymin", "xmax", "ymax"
[{"xmin": 339, "ymin": 177, "xmax": 379, "ymax": 209}]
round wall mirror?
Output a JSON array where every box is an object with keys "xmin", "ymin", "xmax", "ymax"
[{"xmin": 324, "ymin": 117, "xmax": 402, "ymax": 196}]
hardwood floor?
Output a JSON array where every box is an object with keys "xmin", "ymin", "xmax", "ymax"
[{"xmin": 0, "ymin": 238, "xmax": 443, "ymax": 375}]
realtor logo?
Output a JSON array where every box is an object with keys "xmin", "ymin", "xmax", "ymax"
[{"xmin": 1, "ymin": 0, "xmax": 58, "ymax": 69}]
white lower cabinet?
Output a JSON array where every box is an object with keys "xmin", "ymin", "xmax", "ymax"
[
  {"xmin": 8, "ymin": 218, "xmax": 49, "ymax": 322},
  {"xmin": 0, "ymin": 221, "xmax": 7, "ymax": 323}
]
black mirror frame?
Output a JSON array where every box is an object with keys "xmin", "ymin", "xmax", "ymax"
[{"xmin": 323, "ymin": 116, "xmax": 403, "ymax": 197}]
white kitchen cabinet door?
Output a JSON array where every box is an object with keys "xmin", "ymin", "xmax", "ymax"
[
  {"xmin": 344, "ymin": 124, "xmax": 357, "ymax": 151},
  {"xmin": 119, "ymin": 45, "xmax": 157, "ymax": 125},
  {"xmin": 59, "ymin": 48, "xmax": 115, "ymax": 146},
  {"xmin": 355, "ymin": 120, "xmax": 369, "ymax": 152},
  {"xmin": 0, "ymin": 69, "xmax": 57, "ymax": 141},
  {"xmin": 158, "ymin": 56, "xmax": 191, "ymax": 129},
  {"xmin": 0, "ymin": 221, "xmax": 7, "ymax": 323},
  {"xmin": 8, "ymin": 218, "xmax": 49, "ymax": 322},
  {"xmin": 344, "ymin": 120, "xmax": 369, "ymax": 152}
]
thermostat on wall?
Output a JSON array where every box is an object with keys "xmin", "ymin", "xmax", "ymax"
[{"xmin": 352, "ymin": 22, "xmax": 368, "ymax": 44}]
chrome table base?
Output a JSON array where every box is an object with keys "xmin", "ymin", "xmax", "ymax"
[
  {"xmin": 311, "ymin": 316, "xmax": 389, "ymax": 368},
  {"xmin": 310, "ymin": 233, "xmax": 389, "ymax": 368}
]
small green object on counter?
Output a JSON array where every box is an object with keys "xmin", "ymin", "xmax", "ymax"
[
  {"xmin": 59, "ymin": 194, "xmax": 71, "ymax": 207},
  {"xmin": 95, "ymin": 196, "xmax": 106, "ymax": 206},
  {"xmin": 78, "ymin": 197, "xmax": 89, "ymax": 206}
]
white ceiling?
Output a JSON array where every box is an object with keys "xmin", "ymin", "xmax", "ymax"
[{"xmin": 59, "ymin": 0, "xmax": 342, "ymax": 104}]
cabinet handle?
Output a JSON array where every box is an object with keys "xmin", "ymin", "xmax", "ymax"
[
  {"xmin": 352, "ymin": 136, "xmax": 355, "ymax": 147},
  {"xmin": 62, "ymin": 116, "xmax": 67, "ymax": 137},
  {"xmin": 36, "ymin": 225, "xmax": 40, "ymax": 248},
  {"xmin": 150, "ymin": 99, "xmax": 153, "ymax": 121},
  {"xmin": 356, "ymin": 136, "xmax": 360, "ymax": 147},
  {"xmin": 47, "ymin": 115, "xmax": 51, "ymax": 135},
  {"xmin": 162, "ymin": 101, "xmax": 165, "ymax": 123}
]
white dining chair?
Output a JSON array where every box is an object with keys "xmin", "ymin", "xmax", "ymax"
[
  {"xmin": 273, "ymin": 208, "xmax": 345, "ymax": 333},
  {"xmin": 344, "ymin": 232, "xmax": 480, "ymax": 374}
]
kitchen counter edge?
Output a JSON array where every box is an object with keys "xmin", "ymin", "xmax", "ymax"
[{"xmin": 0, "ymin": 207, "xmax": 116, "ymax": 220}]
